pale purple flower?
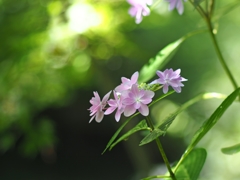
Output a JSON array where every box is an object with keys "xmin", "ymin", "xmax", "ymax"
[
  {"xmin": 123, "ymin": 84, "xmax": 154, "ymax": 117},
  {"xmin": 127, "ymin": 0, "xmax": 153, "ymax": 24},
  {"xmin": 152, "ymin": 69, "xmax": 187, "ymax": 94},
  {"xmin": 166, "ymin": 0, "xmax": 187, "ymax": 15},
  {"xmin": 115, "ymin": 71, "xmax": 139, "ymax": 93},
  {"xmin": 104, "ymin": 91, "xmax": 125, "ymax": 122},
  {"xmin": 89, "ymin": 91, "xmax": 111, "ymax": 123}
]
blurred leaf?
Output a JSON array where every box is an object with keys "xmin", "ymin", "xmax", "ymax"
[
  {"xmin": 109, "ymin": 120, "xmax": 150, "ymax": 150},
  {"xmin": 0, "ymin": 133, "xmax": 15, "ymax": 153},
  {"xmin": 186, "ymin": 88, "xmax": 239, "ymax": 153},
  {"xmin": 174, "ymin": 88, "xmax": 240, "ymax": 171},
  {"xmin": 142, "ymin": 149, "xmax": 207, "ymax": 180},
  {"xmin": 138, "ymin": 38, "xmax": 184, "ymax": 83},
  {"xmin": 175, "ymin": 148, "xmax": 207, "ymax": 180},
  {"xmin": 139, "ymin": 129, "xmax": 164, "ymax": 146},
  {"xmin": 213, "ymin": 1, "xmax": 240, "ymax": 22},
  {"xmin": 20, "ymin": 118, "xmax": 56, "ymax": 157},
  {"xmin": 158, "ymin": 92, "xmax": 226, "ymax": 132},
  {"xmin": 139, "ymin": 92, "xmax": 226, "ymax": 146},
  {"xmin": 102, "ymin": 112, "xmax": 139, "ymax": 154},
  {"xmin": 221, "ymin": 143, "xmax": 240, "ymax": 155},
  {"xmin": 138, "ymin": 29, "xmax": 207, "ymax": 83}
]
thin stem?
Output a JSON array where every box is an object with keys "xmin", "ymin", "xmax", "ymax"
[
  {"xmin": 209, "ymin": 0, "xmax": 215, "ymax": 17},
  {"xmin": 205, "ymin": 17, "xmax": 238, "ymax": 89},
  {"xmin": 189, "ymin": 0, "xmax": 206, "ymax": 19},
  {"xmin": 146, "ymin": 116, "xmax": 177, "ymax": 180},
  {"xmin": 189, "ymin": 1, "xmax": 238, "ymax": 90}
]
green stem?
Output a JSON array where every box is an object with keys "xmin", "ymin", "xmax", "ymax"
[
  {"xmin": 190, "ymin": 0, "xmax": 238, "ymax": 89},
  {"xmin": 205, "ymin": 17, "xmax": 238, "ymax": 89},
  {"xmin": 146, "ymin": 116, "xmax": 177, "ymax": 180},
  {"xmin": 190, "ymin": 0, "xmax": 238, "ymax": 90}
]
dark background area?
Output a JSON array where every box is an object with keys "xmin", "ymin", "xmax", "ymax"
[{"xmin": 1, "ymin": 0, "xmax": 240, "ymax": 179}]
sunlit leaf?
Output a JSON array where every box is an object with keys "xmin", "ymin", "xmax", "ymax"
[
  {"xmin": 138, "ymin": 38, "xmax": 184, "ymax": 83},
  {"xmin": 139, "ymin": 129, "xmax": 165, "ymax": 146},
  {"xmin": 174, "ymin": 88, "xmax": 240, "ymax": 171},
  {"xmin": 221, "ymin": 143, "xmax": 240, "ymax": 155},
  {"xmin": 175, "ymin": 148, "xmax": 207, "ymax": 180},
  {"xmin": 109, "ymin": 120, "xmax": 150, "ymax": 150},
  {"xmin": 213, "ymin": 1, "xmax": 240, "ymax": 22},
  {"xmin": 142, "ymin": 149, "xmax": 207, "ymax": 180},
  {"xmin": 138, "ymin": 30, "xmax": 206, "ymax": 83},
  {"xmin": 102, "ymin": 112, "xmax": 139, "ymax": 154},
  {"xmin": 139, "ymin": 92, "xmax": 226, "ymax": 146},
  {"xmin": 158, "ymin": 92, "xmax": 226, "ymax": 132}
]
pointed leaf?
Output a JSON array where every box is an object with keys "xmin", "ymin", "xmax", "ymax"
[
  {"xmin": 139, "ymin": 92, "xmax": 226, "ymax": 146},
  {"xmin": 142, "ymin": 149, "xmax": 207, "ymax": 180},
  {"xmin": 139, "ymin": 129, "xmax": 165, "ymax": 146},
  {"xmin": 175, "ymin": 148, "xmax": 207, "ymax": 180},
  {"xmin": 102, "ymin": 112, "xmax": 139, "ymax": 154},
  {"xmin": 213, "ymin": 1, "xmax": 240, "ymax": 23},
  {"xmin": 175, "ymin": 88, "xmax": 240, "ymax": 171},
  {"xmin": 158, "ymin": 92, "xmax": 226, "ymax": 133},
  {"xmin": 138, "ymin": 30, "xmax": 207, "ymax": 83},
  {"xmin": 187, "ymin": 88, "xmax": 239, "ymax": 153},
  {"xmin": 138, "ymin": 38, "xmax": 184, "ymax": 83},
  {"xmin": 221, "ymin": 143, "xmax": 240, "ymax": 155},
  {"xmin": 109, "ymin": 120, "xmax": 150, "ymax": 150}
]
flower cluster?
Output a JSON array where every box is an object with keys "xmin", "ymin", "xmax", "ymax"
[
  {"xmin": 127, "ymin": 0, "xmax": 187, "ymax": 23},
  {"xmin": 89, "ymin": 69, "xmax": 187, "ymax": 123},
  {"xmin": 151, "ymin": 68, "xmax": 187, "ymax": 94}
]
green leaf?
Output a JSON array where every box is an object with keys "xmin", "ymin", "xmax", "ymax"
[
  {"xmin": 138, "ymin": 30, "xmax": 207, "ymax": 83},
  {"xmin": 158, "ymin": 92, "xmax": 226, "ymax": 132},
  {"xmin": 221, "ymin": 143, "xmax": 240, "ymax": 155},
  {"xmin": 139, "ymin": 129, "xmax": 165, "ymax": 146},
  {"xmin": 109, "ymin": 120, "xmax": 150, "ymax": 150},
  {"xmin": 102, "ymin": 112, "xmax": 139, "ymax": 154},
  {"xmin": 142, "ymin": 149, "xmax": 206, "ymax": 180},
  {"xmin": 139, "ymin": 92, "xmax": 226, "ymax": 146},
  {"xmin": 213, "ymin": 1, "xmax": 240, "ymax": 23},
  {"xmin": 0, "ymin": 133, "xmax": 15, "ymax": 153},
  {"xmin": 138, "ymin": 38, "xmax": 184, "ymax": 83},
  {"xmin": 174, "ymin": 88, "xmax": 240, "ymax": 171},
  {"xmin": 175, "ymin": 148, "xmax": 207, "ymax": 180},
  {"xmin": 187, "ymin": 88, "xmax": 239, "ymax": 153}
]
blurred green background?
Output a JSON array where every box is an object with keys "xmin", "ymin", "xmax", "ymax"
[{"xmin": 0, "ymin": 0, "xmax": 240, "ymax": 179}]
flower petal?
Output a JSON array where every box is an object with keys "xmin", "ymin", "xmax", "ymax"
[
  {"xmin": 138, "ymin": 104, "xmax": 149, "ymax": 116},
  {"xmin": 104, "ymin": 107, "xmax": 116, "ymax": 115},
  {"xmin": 96, "ymin": 111, "xmax": 104, "ymax": 123},
  {"xmin": 124, "ymin": 105, "xmax": 136, "ymax": 117},
  {"xmin": 163, "ymin": 84, "xmax": 169, "ymax": 94},
  {"xmin": 131, "ymin": 71, "xmax": 139, "ymax": 84}
]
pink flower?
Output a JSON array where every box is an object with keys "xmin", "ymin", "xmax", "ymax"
[
  {"xmin": 127, "ymin": 0, "xmax": 152, "ymax": 24},
  {"xmin": 115, "ymin": 71, "xmax": 139, "ymax": 93},
  {"xmin": 123, "ymin": 84, "xmax": 154, "ymax": 117},
  {"xmin": 152, "ymin": 69, "xmax": 187, "ymax": 94},
  {"xmin": 104, "ymin": 91, "xmax": 125, "ymax": 122},
  {"xmin": 89, "ymin": 91, "xmax": 111, "ymax": 123},
  {"xmin": 166, "ymin": 0, "xmax": 187, "ymax": 15}
]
